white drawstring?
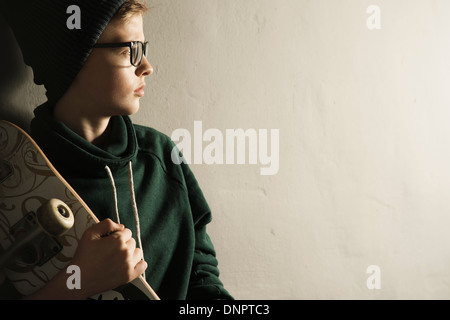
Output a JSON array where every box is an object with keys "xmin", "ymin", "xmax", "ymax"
[
  {"xmin": 128, "ymin": 162, "xmax": 143, "ymax": 256},
  {"xmin": 105, "ymin": 162, "xmax": 145, "ymax": 279},
  {"xmin": 105, "ymin": 165, "xmax": 120, "ymax": 224}
]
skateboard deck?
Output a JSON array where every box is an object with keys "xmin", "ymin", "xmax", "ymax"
[{"xmin": 0, "ymin": 120, "xmax": 160, "ymax": 300}]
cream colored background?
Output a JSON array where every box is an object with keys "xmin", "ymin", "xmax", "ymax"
[{"xmin": 2, "ymin": 0, "xmax": 450, "ymax": 299}]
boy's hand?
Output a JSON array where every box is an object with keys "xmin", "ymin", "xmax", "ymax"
[{"xmin": 70, "ymin": 218, "xmax": 148, "ymax": 298}]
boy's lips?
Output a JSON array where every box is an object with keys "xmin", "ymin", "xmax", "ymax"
[{"xmin": 134, "ymin": 83, "xmax": 146, "ymax": 97}]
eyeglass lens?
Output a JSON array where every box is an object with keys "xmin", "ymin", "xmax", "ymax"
[
  {"xmin": 132, "ymin": 42, "xmax": 141, "ymax": 66},
  {"xmin": 132, "ymin": 42, "xmax": 147, "ymax": 66}
]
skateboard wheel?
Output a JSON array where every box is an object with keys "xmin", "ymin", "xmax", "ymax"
[{"xmin": 36, "ymin": 199, "xmax": 75, "ymax": 237}]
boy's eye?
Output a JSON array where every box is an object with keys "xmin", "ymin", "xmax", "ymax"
[{"xmin": 118, "ymin": 48, "xmax": 130, "ymax": 55}]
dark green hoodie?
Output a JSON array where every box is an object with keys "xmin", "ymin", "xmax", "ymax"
[{"xmin": 29, "ymin": 103, "xmax": 233, "ymax": 300}]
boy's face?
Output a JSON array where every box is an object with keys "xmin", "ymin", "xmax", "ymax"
[{"xmin": 68, "ymin": 14, "xmax": 152, "ymax": 117}]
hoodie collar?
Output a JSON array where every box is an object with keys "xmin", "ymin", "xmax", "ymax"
[{"xmin": 30, "ymin": 102, "xmax": 138, "ymax": 174}]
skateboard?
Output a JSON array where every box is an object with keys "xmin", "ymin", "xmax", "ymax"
[{"xmin": 0, "ymin": 121, "xmax": 160, "ymax": 300}]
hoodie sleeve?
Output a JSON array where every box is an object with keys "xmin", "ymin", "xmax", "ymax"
[{"xmin": 179, "ymin": 161, "xmax": 234, "ymax": 300}]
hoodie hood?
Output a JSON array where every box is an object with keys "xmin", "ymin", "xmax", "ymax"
[{"xmin": 30, "ymin": 102, "xmax": 138, "ymax": 177}]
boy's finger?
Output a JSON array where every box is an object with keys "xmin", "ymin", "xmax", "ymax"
[
  {"xmin": 110, "ymin": 228, "xmax": 133, "ymax": 242},
  {"xmin": 132, "ymin": 247, "xmax": 144, "ymax": 262},
  {"xmin": 134, "ymin": 259, "xmax": 148, "ymax": 277},
  {"xmin": 88, "ymin": 219, "xmax": 124, "ymax": 238}
]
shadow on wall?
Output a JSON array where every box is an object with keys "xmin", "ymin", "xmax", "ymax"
[{"xmin": 0, "ymin": 15, "xmax": 31, "ymax": 130}]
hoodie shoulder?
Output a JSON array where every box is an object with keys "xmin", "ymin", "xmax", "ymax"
[
  {"xmin": 133, "ymin": 124, "xmax": 211, "ymax": 222},
  {"xmin": 133, "ymin": 123, "xmax": 184, "ymax": 184},
  {"xmin": 134, "ymin": 123, "xmax": 174, "ymax": 155}
]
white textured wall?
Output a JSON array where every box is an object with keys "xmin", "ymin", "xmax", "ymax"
[{"xmin": 2, "ymin": 0, "xmax": 450, "ymax": 299}]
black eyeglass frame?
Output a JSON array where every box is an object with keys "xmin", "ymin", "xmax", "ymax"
[{"xmin": 93, "ymin": 41, "xmax": 148, "ymax": 67}]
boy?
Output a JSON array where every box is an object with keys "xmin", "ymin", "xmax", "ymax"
[{"xmin": 1, "ymin": 0, "xmax": 233, "ymax": 300}]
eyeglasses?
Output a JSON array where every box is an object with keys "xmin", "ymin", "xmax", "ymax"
[{"xmin": 94, "ymin": 41, "xmax": 148, "ymax": 67}]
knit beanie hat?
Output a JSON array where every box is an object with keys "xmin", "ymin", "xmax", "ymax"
[{"xmin": 0, "ymin": 0, "xmax": 127, "ymax": 104}]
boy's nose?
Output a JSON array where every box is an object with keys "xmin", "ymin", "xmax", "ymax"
[{"xmin": 137, "ymin": 56, "xmax": 153, "ymax": 76}]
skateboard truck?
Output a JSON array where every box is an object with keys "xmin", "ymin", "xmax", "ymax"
[{"xmin": 0, "ymin": 199, "xmax": 74, "ymax": 270}]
